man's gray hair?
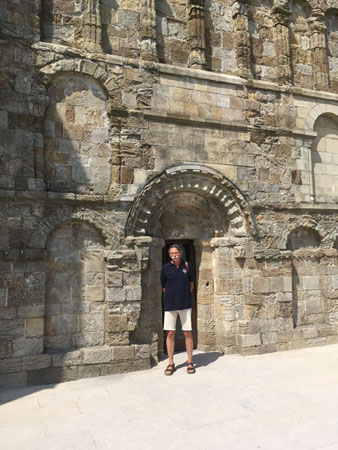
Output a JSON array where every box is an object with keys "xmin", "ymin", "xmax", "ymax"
[{"xmin": 168, "ymin": 244, "xmax": 183, "ymax": 255}]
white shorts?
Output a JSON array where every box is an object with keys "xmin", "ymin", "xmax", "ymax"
[{"xmin": 163, "ymin": 308, "xmax": 192, "ymax": 331}]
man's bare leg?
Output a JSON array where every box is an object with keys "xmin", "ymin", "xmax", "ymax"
[
  {"xmin": 165, "ymin": 330, "xmax": 176, "ymax": 374},
  {"xmin": 183, "ymin": 330, "xmax": 194, "ymax": 368}
]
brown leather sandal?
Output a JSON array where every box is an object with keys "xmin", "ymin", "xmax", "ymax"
[
  {"xmin": 187, "ymin": 362, "xmax": 196, "ymax": 374},
  {"xmin": 164, "ymin": 364, "xmax": 175, "ymax": 376}
]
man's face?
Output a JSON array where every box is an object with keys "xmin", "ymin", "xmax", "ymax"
[{"xmin": 169, "ymin": 247, "xmax": 182, "ymax": 263}]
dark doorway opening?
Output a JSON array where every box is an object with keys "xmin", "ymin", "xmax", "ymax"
[{"xmin": 162, "ymin": 240, "xmax": 198, "ymax": 352}]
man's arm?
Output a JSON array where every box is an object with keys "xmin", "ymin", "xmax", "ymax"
[
  {"xmin": 189, "ymin": 282, "xmax": 194, "ymax": 293},
  {"xmin": 161, "ymin": 266, "xmax": 166, "ymax": 294}
]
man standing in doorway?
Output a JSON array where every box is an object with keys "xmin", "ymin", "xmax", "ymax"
[{"xmin": 161, "ymin": 244, "xmax": 195, "ymax": 375}]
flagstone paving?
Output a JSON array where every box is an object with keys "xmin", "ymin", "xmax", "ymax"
[{"xmin": 1, "ymin": 344, "xmax": 338, "ymax": 449}]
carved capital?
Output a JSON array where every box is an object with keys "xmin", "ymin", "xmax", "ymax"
[
  {"xmin": 271, "ymin": 5, "xmax": 291, "ymax": 27},
  {"xmin": 308, "ymin": 11, "xmax": 326, "ymax": 34},
  {"xmin": 188, "ymin": 48, "xmax": 206, "ymax": 69},
  {"xmin": 232, "ymin": 1, "xmax": 249, "ymax": 18}
]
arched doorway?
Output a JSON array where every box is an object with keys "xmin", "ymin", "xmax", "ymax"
[{"xmin": 126, "ymin": 164, "xmax": 257, "ymax": 361}]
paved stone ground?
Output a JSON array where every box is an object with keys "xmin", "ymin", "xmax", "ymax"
[{"xmin": 1, "ymin": 344, "xmax": 338, "ymax": 450}]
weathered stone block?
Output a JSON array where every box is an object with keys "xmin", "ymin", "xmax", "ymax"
[
  {"xmin": 252, "ymin": 277, "xmax": 270, "ymax": 294},
  {"xmin": 107, "ymin": 287, "xmax": 126, "ymax": 302},
  {"xmin": 22, "ymin": 354, "xmax": 51, "ymax": 371},
  {"xmin": 0, "ymin": 358, "xmax": 22, "ymax": 374},
  {"xmin": 327, "ymin": 335, "xmax": 338, "ymax": 344},
  {"xmin": 238, "ymin": 347, "xmax": 259, "ymax": 356},
  {"xmin": 86, "ymin": 286, "xmax": 105, "ymax": 302},
  {"xmin": 100, "ymin": 359, "xmax": 150, "ymax": 376},
  {"xmin": 134, "ymin": 344, "xmax": 150, "ymax": 359},
  {"xmin": 15, "ymin": 74, "xmax": 31, "ymax": 94},
  {"xmin": 292, "ymin": 328, "xmax": 304, "ymax": 341},
  {"xmin": 318, "ymin": 325, "xmax": 334, "ymax": 338},
  {"xmin": 0, "ymin": 372, "xmax": 27, "ymax": 388},
  {"xmin": 106, "ymin": 314, "xmax": 128, "ymax": 332},
  {"xmin": 78, "ymin": 365, "xmax": 101, "ymax": 379},
  {"xmin": 51, "ymin": 350, "xmax": 82, "ymax": 368},
  {"xmin": 245, "ymin": 294, "xmax": 262, "ymax": 305},
  {"xmin": 302, "ymin": 327, "xmax": 319, "ymax": 339},
  {"xmin": 0, "ymin": 110, "xmax": 8, "ymax": 129},
  {"xmin": 12, "ymin": 338, "xmax": 43, "ymax": 357},
  {"xmin": 81, "ymin": 313, "xmax": 104, "ymax": 332},
  {"xmin": 306, "ymin": 299, "xmax": 323, "ymax": 314},
  {"xmin": 269, "ymin": 277, "xmax": 283, "ymax": 293},
  {"xmin": 27, "ymin": 367, "xmax": 78, "ymax": 385},
  {"xmin": 125, "ymin": 286, "xmax": 142, "ymax": 301},
  {"xmin": 112, "ymin": 345, "xmax": 135, "ymax": 361},
  {"xmin": 83, "ymin": 347, "xmax": 112, "ymax": 364},
  {"xmin": 283, "ymin": 277, "xmax": 292, "ymax": 292},
  {"xmin": 306, "ymin": 337, "xmax": 327, "ymax": 347},
  {"xmin": 301, "ymin": 276, "xmax": 320, "ymax": 291},
  {"xmin": 84, "ymin": 272, "xmax": 105, "ymax": 286},
  {"xmin": 85, "ymin": 261, "xmax": 106, "ymax": 272},
  {"xmin": 238, "ymin": 333, "xmax": 261, "ymax": 348},
  {"xmin": 25, "ymin": 317, "xmax": 44, "ymax": 337},
  {"xmin": 17, "ymin": 305, "xmax": 44, "ymax": 317},
  {"xmin": 289, "ymin": 339, "xmax": 306, "ymax": 350},
  {"xmin": 0, "ymin": 319, "xmax": 25, "ymax": 339},
  {"xmin": 258, "ymin": 344, "xmax": 277, "ymax": 354},
  {"xmin": 106, "ymin": 271, "xmax": 123, "ymax": 287},
  {"xmin": 197, "ymin": 332, "xmax": 216, "ymax": 347},
  {"xmin": 278, "ymin": 330, "xmax": 293, "ymax": 344}
]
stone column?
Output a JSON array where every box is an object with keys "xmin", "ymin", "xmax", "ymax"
[
  {"xmin": 82, "ymin": 0, "xmax": 102, "ymax": 53},
  {"xmin": 232, "ymin": 0, "xmax": 252, "ymax": 78},
  {"xmin": 187, "ymin": 0, "xmax": 206, "ymax": 70},
  {"xmin": 140, "ymin": 0, "xmax": 158, "ymax": 62},
  {"xmin": 271, "ymin": 2, "xmax": 292, "ymax": 85},
  {"xmin": 308, "ymin": 8, "xmax": 329, "ymax": 91}
]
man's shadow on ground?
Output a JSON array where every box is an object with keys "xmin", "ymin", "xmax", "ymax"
[{"xmin": 172, "ymin": 351, "xmax": 223, "ymax": 370}]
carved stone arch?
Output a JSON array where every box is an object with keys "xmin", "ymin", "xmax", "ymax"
[
  {"xmin": 30, "ymin": 208, "xmax": 121, "ymax": 249},
  {"xmin": 39, "ymin": 59, "xmax": 117, "ymax": 97},
  {"xmin": 305, "ymin": 104, "xmax": 338, "ymax": 131},
  {"xmin": 125, "ymin": 164, "xmax": 258, "ymax": 238},
  {"xmin": 279, "ymin": 216, "xmax": 324, "ymax": 249}
]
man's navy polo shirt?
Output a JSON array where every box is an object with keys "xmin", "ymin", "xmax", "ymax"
[{"xmin": 161, "ymin": 260, "xmax": 194, "ymax": 311}]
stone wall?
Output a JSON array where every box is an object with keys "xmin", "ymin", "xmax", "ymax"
[{"xmin": 2, "ymin": 0, "xmax": 338, "ymax": 387}]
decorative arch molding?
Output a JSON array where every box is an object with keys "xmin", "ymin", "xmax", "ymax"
[
  {"xmin": 323, "ymin": 223, "xmax": 338, "ymax": 248},
  {"xmin": 39, "ymin": 59, "xmax": 117, "ymax": 97},
  {"xmin": 125, "ymin": 164, "xmax": 258, "ymax": 238},
  {"xmin": 305, "ymin": 104, "xmax": 338, "ymax": 132},
  {"xmin": 30, "ymin": 207, "xmax": 121, "ymax": 249},
  {"xmin": 278, "ymin": 216, "xmax": 326, "ymax": 249}
]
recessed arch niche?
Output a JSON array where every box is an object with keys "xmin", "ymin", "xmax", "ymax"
[
  {"xmin": 45, "ymin": 220, "xmax": 106, "ymax": 352},
  {"xmin": 312, "ymin": 113, "xmax": 338, "ymax": 203},
  {"xmin": 286, "ymin": 226, "xmax": 322, "ymax": 250}
]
